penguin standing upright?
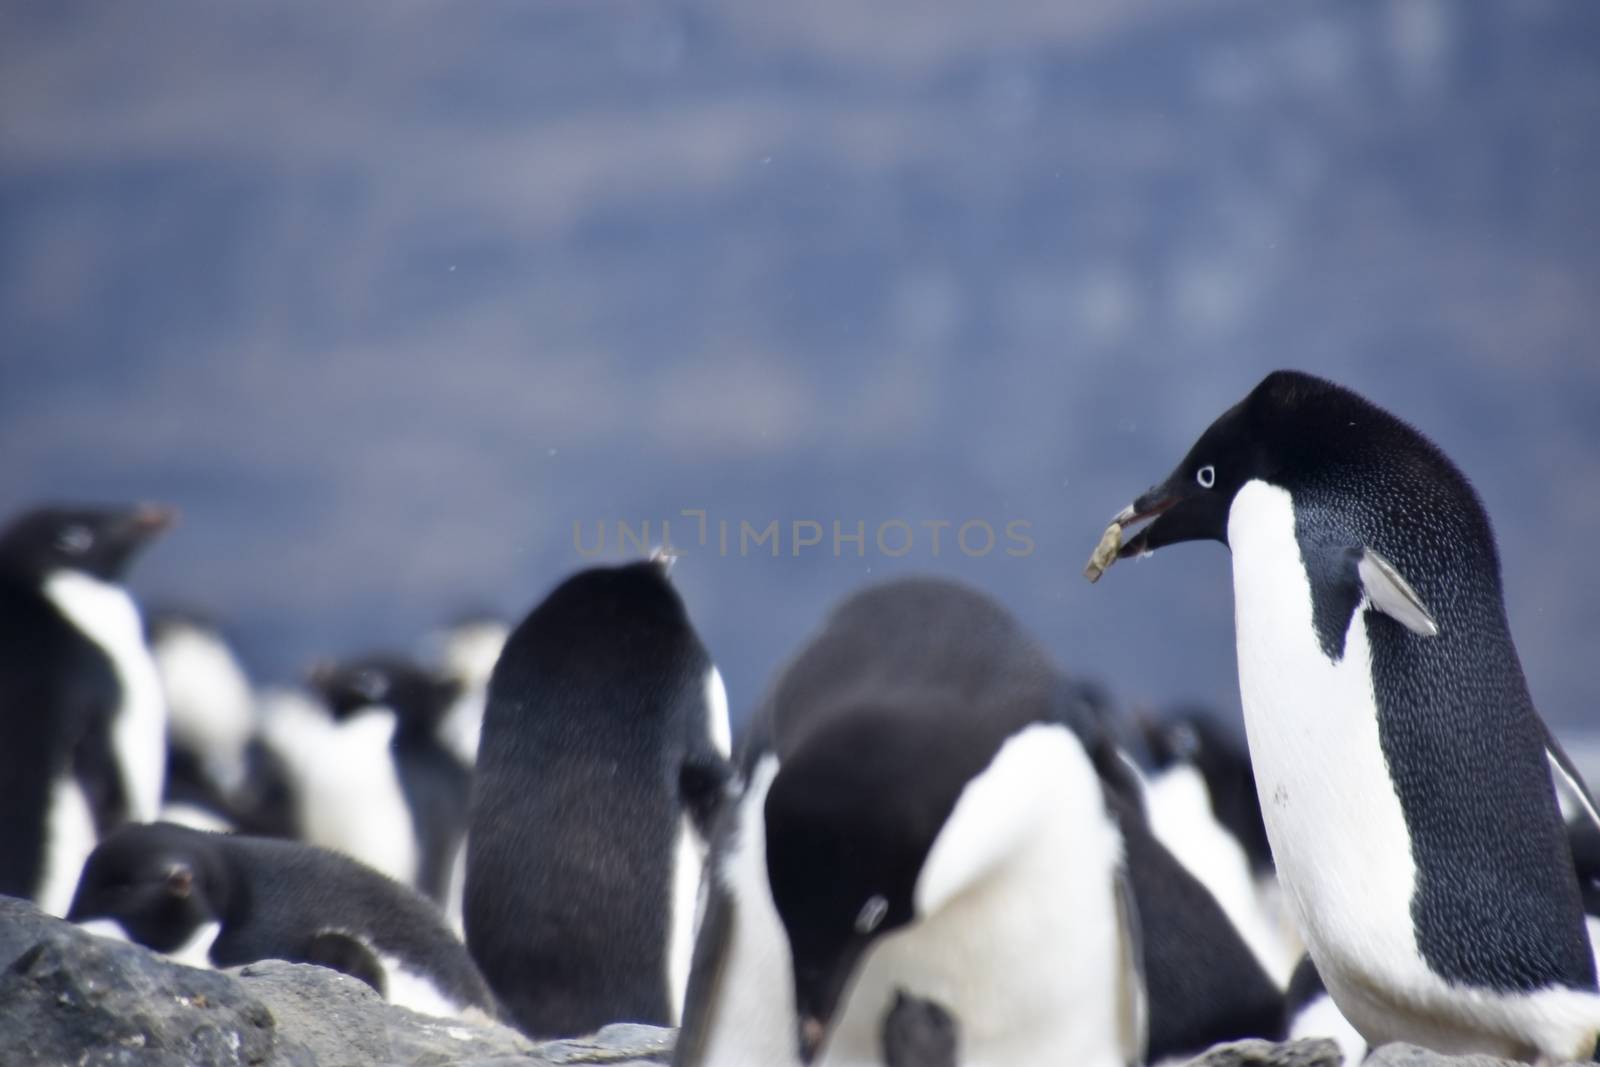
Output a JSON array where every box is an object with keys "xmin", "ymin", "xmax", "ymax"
[
  {"xmin": 0, "ymin": 504, "xmax": 173, "ymax": 915},
  {"xmin": 1094, "ymin": 369, "xmax": 1600, "ymax": 1062},
  {"xmin": 66, "ymin": 821, "xmax": 497, "ymax": 1019},
  {"xmin": 464, "ymin": 559, "xmax": 732, "ymax": 1038},
  {"xmin": 147, "ymin": 608, "xmax": 256, "ymax": 832},
  {"xmin": 309, "ymin": 655, "xmax": 468, "ymax": 906},
  {"xmin": 676, "ymin": 578, "xmax": 1149, "ymax": 1067}
]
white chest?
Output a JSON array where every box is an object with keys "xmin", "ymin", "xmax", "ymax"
[
  {"xmin": 823, "ymin": 728, "xmax": 1131, "ymax": 1067},
  {"xmin": 44, "ymin": 571, "xmax": 167, "ymax": 823},
  {"xmin": 1227, "ymin": 482, "xmax": 1423, "ymax": 985},
  {"xmin": 693, "ymin": 756, "xmax": 801, "ymax": 1067}
]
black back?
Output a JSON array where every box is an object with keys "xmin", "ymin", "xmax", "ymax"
[
  {"xmin": 1251, "ymin": 372, "xmax": 1592, "ymax": 994},
  {"xmin": 66, "ymin": 821, "xmax": 495, "ymax": 1010},
  {"xmin": 464, "ymin": 560, "xmax": 727, "ymax": 1038},
  {"xmin": 0, "ymin": 576, "xmax": 124, "ymax": 899},
  {"xmin": 1114, "ymin": 792, "xmax": 1285, "ymax": 1059},
  {"xmin": 310, "ymin": 655, "xmax": 469, "ymax": 903},
  {"xmin": 681, "ymin": 577, "xmax": 1283, "ymax": 1063}
]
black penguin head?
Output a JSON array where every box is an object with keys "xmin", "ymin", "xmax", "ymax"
[
  {"xmin": 308, "ymin": 654, "xmax": 461, "ymax": 733},
  {"xmin": 0, "ymin": 503, "xmax": 175, "ymax": 582},
  {"xmin": 1107, "ymin": 370, "xmax": 1409, "ymax": 557},
  {"xmin": 763, "ymin": 708, "xmax": 1011, "ymax": 1064},
  {"xmin": 66, "ymin": 822, "xmax": 224, "ymax": 952}
]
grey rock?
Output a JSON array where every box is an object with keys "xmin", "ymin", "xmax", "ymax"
[
  {"xmin": 0, "ymin": 910, "xmax": 291, "ymax": 1067},
  {"xmin": 1183, "ymin": 1038, "xmax": 1344, "ymax": 1067},
  {"xmin": 0, "ymin": 896, "xmax": 677, "ymax": 1067},
  {"xmin": 1366, "ymin": 1043, "xmax": 1528, "ymax": 1066}
]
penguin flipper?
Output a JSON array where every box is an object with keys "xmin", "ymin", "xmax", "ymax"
[
  {"xmin": 1356, "ymin": 548, "xmax": 1439, "ymax": 638},
  {"xmin": 671, "ymin": 843, "xmax": 735, "ymax": 1066},
  {"xmin": 1541, "ymin": 718, "xmax": 1600, "ymax": 834},
  {"xmin": 1113, "ymin": 862, "xmax": 1149, "ymax": 1067},
  {"xmin": 294, "ymin": 931, "xmax": 387, "ymax": 996}
]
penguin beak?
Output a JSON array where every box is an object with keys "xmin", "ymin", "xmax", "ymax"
[
  {"xmin": 1111, "ymin": 486, "xmax": 1180, "ymax": 560},
  {"xmin": 128, "ymin": 503, "xmax": 177, "ymax": 535},
  {"xmin": 798, "ymin": 1015, "xmax": 828, "ymax": 1064}
]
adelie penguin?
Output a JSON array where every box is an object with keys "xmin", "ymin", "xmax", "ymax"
[
  {"xmin": 678, "ymin": 578, "xmax": 1282, "ymax": 1067},
  {"xmin": 66, "ymin": 821, "xmax": 496, "ymax": 1019},
  {"xmin": 1092, "ymin": 369, "xmax": 1600, "ymax": 1062},
  {"xmin": 1140, "ymin": 709, "xmax": 1296, "ymax": 987},
  {"xmin": 147, "ymin": 608, "xmax": 257, "ymax": 833},
  {"xmin": 0, "ymin": 504, "xmax": 174, "ymax": 916},
  {"xmin": 309, "ymin": 654, "xmax": 469, "ymax": 907},
  {"xmin": 464, "ymin": 559, "xmax": 732, "ymax": 1039}
]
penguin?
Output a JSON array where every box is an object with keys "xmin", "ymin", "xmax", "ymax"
[
  {"xmin": 676, "ymin": 577, "xmax": 1149, "ymax": 1067},
  {"xmin": 254, "ymin": 677, "xmax": 422, "ymax": 891},
  {"xmin": 0, "ymin": 503, "xmax": 173, "ymax": 915},
  {"xmin": 464, "ymin": 559, "xmax": 732, "ymax": 1039},
  {"xmin": 147, "ymin": 608, "xmax": 256, "ymax": 832},
  {"xmin": 1094, "ymin": 369, "xmax": 1600, "ymax": 1062},
  {"xmin": 65, "ymin": 821, "xmax": 497, "ymax": 1019},
  {"xmin": 1284, "ymin": 955, "xmax": 1368, "ymax": 1067},
  {"xmin": 308, "ymin": 654, "xmax": 469, "ymax": 906},
  {"xmin": 424, "ymin": 612, "xmax": 510, "ymax": 768},
  {"xmin": 1139, "ymin": 710, "xmax": 1297, "ymax": 986}
]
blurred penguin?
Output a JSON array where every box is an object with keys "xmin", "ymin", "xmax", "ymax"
[
  {"xmin": 677, "ymin": 578, "xmax": 1148, "ymax": 1067},
  {"xmin": 146, "ymin": 608, "xmax": 256, "ymax": 833},
  {"xmin": 1141, "ymin": 709, "xmax": 1297, "ymax": 986},
  {"xmin": 0, "ymin": 504, "xmax": 174, "ymax": 915},
  {"xmin": 424, "ymin": 612, "xmax": 509, "ymax": 768},
  {"xmin": 465, "ymin": 559, "xmax": 732, "ymax": 1038},
  {"xmin": 309, "ymin": 654, "xmax": 469, "ymax": 907},
  {"xmin": 68, "ymin": 821, "xmax": 497, "ymax": 1019}
]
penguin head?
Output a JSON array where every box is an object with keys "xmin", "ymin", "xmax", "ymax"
[
  {"xmin": 66, "ymin": 822, "xmax": 224, "ymax": 952},
  {"xmin": 763, "ymin": 707, "xmax": 1049, "ymax": 1063},
  {"xmin": 0, "ymin": 503, "xmax": 175, "ymax": 582},
  {"xmin": 1106, "ymin": 369, "xmax": 1460, "ymax": 560},
  {"xmin": 308, "ymin": 654, "xmax": 461, "ymax": 735}
]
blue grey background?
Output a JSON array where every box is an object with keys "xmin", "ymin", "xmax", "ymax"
[{"xmin": 4, "ymin": 1, "xmax": 1598, "ymax": 734}]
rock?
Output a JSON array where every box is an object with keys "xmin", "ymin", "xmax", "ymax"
[
  {"xmin": 1366, "ymin": 1044, "xmax": 1527, "ymax": 1066},
  {"xmin": 0, "ymin": 914, "xmax": 292, "ymax": 1067},
  {"xmin": 0, "ymin": 895, "xmax": 674, "ymax": 1067},
  {"xmin": 1184, "ymin": 1038, "xmax": 1344, "ymax": 1066}
]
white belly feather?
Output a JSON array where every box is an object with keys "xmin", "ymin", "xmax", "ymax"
[
  {"xmin": 44, "ymin": 571, "xmax": 167, "ymax": 825},
  {"xmin": 1228, "ymin": 481, "xmax": 1600, "ymax": 1059}
]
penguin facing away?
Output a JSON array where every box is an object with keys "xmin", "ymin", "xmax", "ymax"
[
  {"xmin": 464, "ymin": 559, "xmax": 732, "ymax": 1039},
  {"xmin": 676, "ymin": 577, "xmax": 1147, "ymax": 1067},
  {"xmin": 1095, "ymin": 369, "xmax": 1600, "ymax": 1062},
  {"xmin": 66, "ymin": 821, "xmax": 496, "ymax": 1019},
  {"xmin": 0, "ymin": 504, "xmax": 173, "ymax": 915}
]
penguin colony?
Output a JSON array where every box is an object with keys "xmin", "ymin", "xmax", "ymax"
[{"xmin": 1, "ymin": 370, "xmax": 1596, "ymax": 1065}]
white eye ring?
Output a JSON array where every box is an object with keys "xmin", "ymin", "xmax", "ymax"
[
  {"xmin": 1196, "ymin": 465, "xmax": 1216, "ymax": 489},
  {"xmin": 854, "ymin": 894, "xmax": 889, "ymax": 934},
  {"xmin": 56, "ymin": 525, "xmax": 94, "ymax": 554}
]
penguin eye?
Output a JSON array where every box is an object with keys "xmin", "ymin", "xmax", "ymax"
[
  {"xmin": 1195, "ymin": 465, "xmax": 1216, "ymax": 489},
  {"xmin": 56, "ymin": 525, "xmax": 95, "ymax": 554},
  {"xmin": 854, "ymin": 894, "xmax": 889, "ymax": 934}
]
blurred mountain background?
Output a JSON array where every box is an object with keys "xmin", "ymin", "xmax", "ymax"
[{"xmin": 3, "ymin": 0, "xmax": 1598, "ymax": 737}]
